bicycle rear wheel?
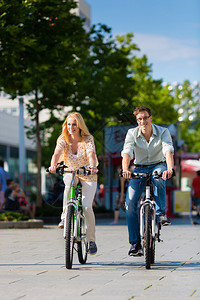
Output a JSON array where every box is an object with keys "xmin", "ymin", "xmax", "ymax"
[
  {"xmin": 144, "ymin": 205, "xmax": 152, "ymax": 269},
  {"xmin": 65, "ymin": 205, "xmax": 74, "ymax": 269},
  {"xmin": 77, "ymin": 212, "xmax": 88, "ymax": 264}
]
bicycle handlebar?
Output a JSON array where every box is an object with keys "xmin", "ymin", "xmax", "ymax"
[
  {"xmin": 131, "ymin": 172, "xmax": 163, "ymax": 179},
  {"xmin": 120, "ymin": 168, "xmax": 176, "ymax": 179},
  {"xmin": 46, "ymin": 165, "xmax": 91, "ymax": 176}
]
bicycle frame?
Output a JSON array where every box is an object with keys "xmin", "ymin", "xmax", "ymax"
[
  {"xmin": 63, "ymin": 172, "xmax": 82, "ymax": 241},
  {"xmin": 130, "ymin": 171, "xmax": 166, "ymax": 268},
  {"xmin": 140, "ymin": 179, "xmax": 156, "ymax": 240}
]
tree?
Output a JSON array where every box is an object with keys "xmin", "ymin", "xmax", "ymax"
[
  {"xmin": 0, "ymin": 0, "xmax": 89, "ymax": 206},
  {"xmin": 40, "ymin": 27, "xmax": 138, "ymax": 169},
  {"xmin": 41, "ymin": 28, "xmax": 179, "ymax": 166},
  {"xmin": 68, "ymin": 28, "xmax": 139, "ymax": 156},
  {"xmin": 129, "ymin": 55, "xmax": 178, "ymax": 124},
  {"xmin": 173, "ymin": 80, "xmax": 200, "ymax": 152}
]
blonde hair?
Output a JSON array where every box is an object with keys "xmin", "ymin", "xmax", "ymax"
[{"xmin": 58, "ymin": 112, "xmax": 91, "ymax": 144}]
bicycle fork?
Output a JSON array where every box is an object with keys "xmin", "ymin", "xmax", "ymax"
[
  {"xmin": 63, "ymin": 180, "xmax": 83, "ymax": 241},
  {"xmin": 140, "ymin": 186, "xmax": 156, "ymax": 239},
  {"xmin": 63, "ymin": 185, "xmax": 78, "ymax": 240}
]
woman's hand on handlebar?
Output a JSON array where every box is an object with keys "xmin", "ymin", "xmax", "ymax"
[
  {"xmin": 49, "ymin": 165, "xmax": 58, "ymax": 174},
  {"xmin": 89, "ymin": 167, "xmax": 98, "ymax": 175}
]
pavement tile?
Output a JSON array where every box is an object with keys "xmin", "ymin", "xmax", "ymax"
[{"xmin": 0, "ymin": 218, "xmax": 200, "ymax": 299}]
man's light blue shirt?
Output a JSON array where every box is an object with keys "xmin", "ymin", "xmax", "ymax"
[{"xmin": 121, "ymin": 124, "xmax": 174, "ymax": 165}]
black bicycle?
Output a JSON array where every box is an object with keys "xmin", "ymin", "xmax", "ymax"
[{"xmin": 130, "ymin": 170, "xmax": 175, "ymax": 269}]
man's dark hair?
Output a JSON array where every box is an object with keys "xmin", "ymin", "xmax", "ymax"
[
  {"xmin": 133, "ymin": 106, "xmax": 151, "ymax": 117},
  {"xmin": 197, "ymin": 170, "xmax": 200, "ymax": 176},
  {"xmin": 0, "ymin": 160, "xmax": 4, "ymax": 167}
]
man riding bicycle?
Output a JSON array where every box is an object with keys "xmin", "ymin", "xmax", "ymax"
[{"xmin": 122, "ymin": 106, "xmax": 174, "ymax": 256}]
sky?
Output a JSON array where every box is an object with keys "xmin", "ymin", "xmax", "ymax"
[{"xmin": 86, "ymin": 0, "xmax": 200, "ymax": 84}]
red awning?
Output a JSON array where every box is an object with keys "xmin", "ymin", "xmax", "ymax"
[{"xmin": 181, "ymin": 160, "xmax": 200, "ymax": 174}]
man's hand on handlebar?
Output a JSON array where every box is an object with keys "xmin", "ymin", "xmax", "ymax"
[
  {"xmin": 121, "ymin": 168, "xmax": 175, "ymax": 180},
  {"xmin": 162, "ymin": 168, "xmax": 175, "ymax": 181},
  {"xmin": 122, "ymin": 170, "xmax": 132, "ymax": 179}
]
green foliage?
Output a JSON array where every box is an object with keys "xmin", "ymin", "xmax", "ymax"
[
  {"xmin": 40, "ymin": 28, "xmax": 179, "ymax": 164},
  {"xmin": 0, "ymin": 0, "xmax": 88, "ymax": 100},
  {"xmin": 0, "ymin": 211, "xmax": 29, "ymax": 221},
  {"xmin": 73, "ymin": 27, "xmax": 138, "ymax": 129},
  {"xmin": 78, "ymin": 30, "xmax": 178, "ymax": 133},
  {"xmin": 181, "ymin": 125, "xmax": 200, "ymax": 152},
  {"xmin": 130, "ymin": 56, "xmax": 178, "ymax": 124},
  {"xmin": 173, "ymin": 80, "xmax": 200, "ymax": 152},
  {"xmin": 0, "ymin": 0, "xmax": 90, "ymax": 206},
  {"xmin": 0, "ymin": 1, "xmax": 182, "ymax": 181},
  {"xmin": 41, "ymin": 117, "xmax": 63, "ymax": 167}
]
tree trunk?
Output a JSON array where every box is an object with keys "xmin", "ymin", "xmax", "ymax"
[{"xmin": 35, "ymin": 90, "xmax": 42, "ymax": 207}]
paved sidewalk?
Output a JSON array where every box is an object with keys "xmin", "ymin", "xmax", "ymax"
[{"xmin": 0, "ymin": 217, "xmax": 200, "ymax": 300}]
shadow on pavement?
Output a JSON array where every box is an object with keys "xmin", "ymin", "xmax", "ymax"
[{"xmin": 69, "ymin": 260, "xmax": 200, "ymax": 271}]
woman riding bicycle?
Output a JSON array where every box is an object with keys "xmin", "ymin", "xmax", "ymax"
[
  {"xmin": 48, "ymin": 112, "xmax": 98, "ymax": 255},
  {"xmin": 122, "ymin": 106, "xmax": 174, "ymax": 257}
]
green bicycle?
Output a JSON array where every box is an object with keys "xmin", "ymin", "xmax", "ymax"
[{"xmin": 47, "ymin": 165, "xmax": 90, "ymax": 269}]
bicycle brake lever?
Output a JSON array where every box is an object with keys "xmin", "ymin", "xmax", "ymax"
[{"xmin": 56, "ymin": 164, "xmax": 66, "ymax": 174}]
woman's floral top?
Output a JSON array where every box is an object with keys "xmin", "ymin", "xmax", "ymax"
[{"xmin": 56, "ymin": 135, "xmax": 98, "ymax": 182}]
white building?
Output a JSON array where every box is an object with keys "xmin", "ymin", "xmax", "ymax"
[{"xmin": 74, "ymin": 0, "xmax": 91, "ymax": 32}]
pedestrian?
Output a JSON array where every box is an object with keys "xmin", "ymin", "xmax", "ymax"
[
  {"xmin": 48, "ymin": 112, "xmax": 98, "ymax": 255},
  {"xmin": 122, "ymin": 106, "xmax": 175, "ymax": 256},
  {"xmin": 0, "ymin": 160, "xmax": 10, "ymax": 208},
  {"xmin": 98, "ymin": 183, "xmax": 104, "ymax": 206},
  {"xmin": 191, "ymin": 170, "xmax": 200, "ymax": 217},
  {"xmin": 110, "ymin": 166, "xmax": 127, "ymax": 225}
]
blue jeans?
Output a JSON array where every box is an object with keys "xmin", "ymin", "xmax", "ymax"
[{"xmin": 125, "ymin": 163, "xmax": 167, "ymax": 244}]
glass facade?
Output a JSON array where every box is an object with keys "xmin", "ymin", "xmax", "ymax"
[{"xmin": 0, "ymin": 144, "xmax": 37, "ymax": 195}]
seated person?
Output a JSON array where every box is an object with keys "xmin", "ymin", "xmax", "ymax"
[
  {"xmin": 4, "ymin": 179, "xmax": 19, "ymax": 211},
  {"xmin": 8, "ymin": 183, "xmax": 36, "ymax": 219}
]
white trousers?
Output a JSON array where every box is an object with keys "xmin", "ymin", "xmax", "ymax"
[{"xmin": 62, "ymin": 174, "xmax": 97, "ymax": 242}]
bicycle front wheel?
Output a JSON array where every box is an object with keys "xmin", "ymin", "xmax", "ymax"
[
  {"xmin": 77, "ymin": 212, "xmax": 88, "ymax": 264},
  {"xmin": 65, "ymin": 205, "xmax": 74, "ymax": 269},
  {"xmin": 144, "ymin": 205, "xmax": 152, "ymax": 269},
  {"xmin": 151, "ymin": 238, "xmax": 155, "ymax": 264}
]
